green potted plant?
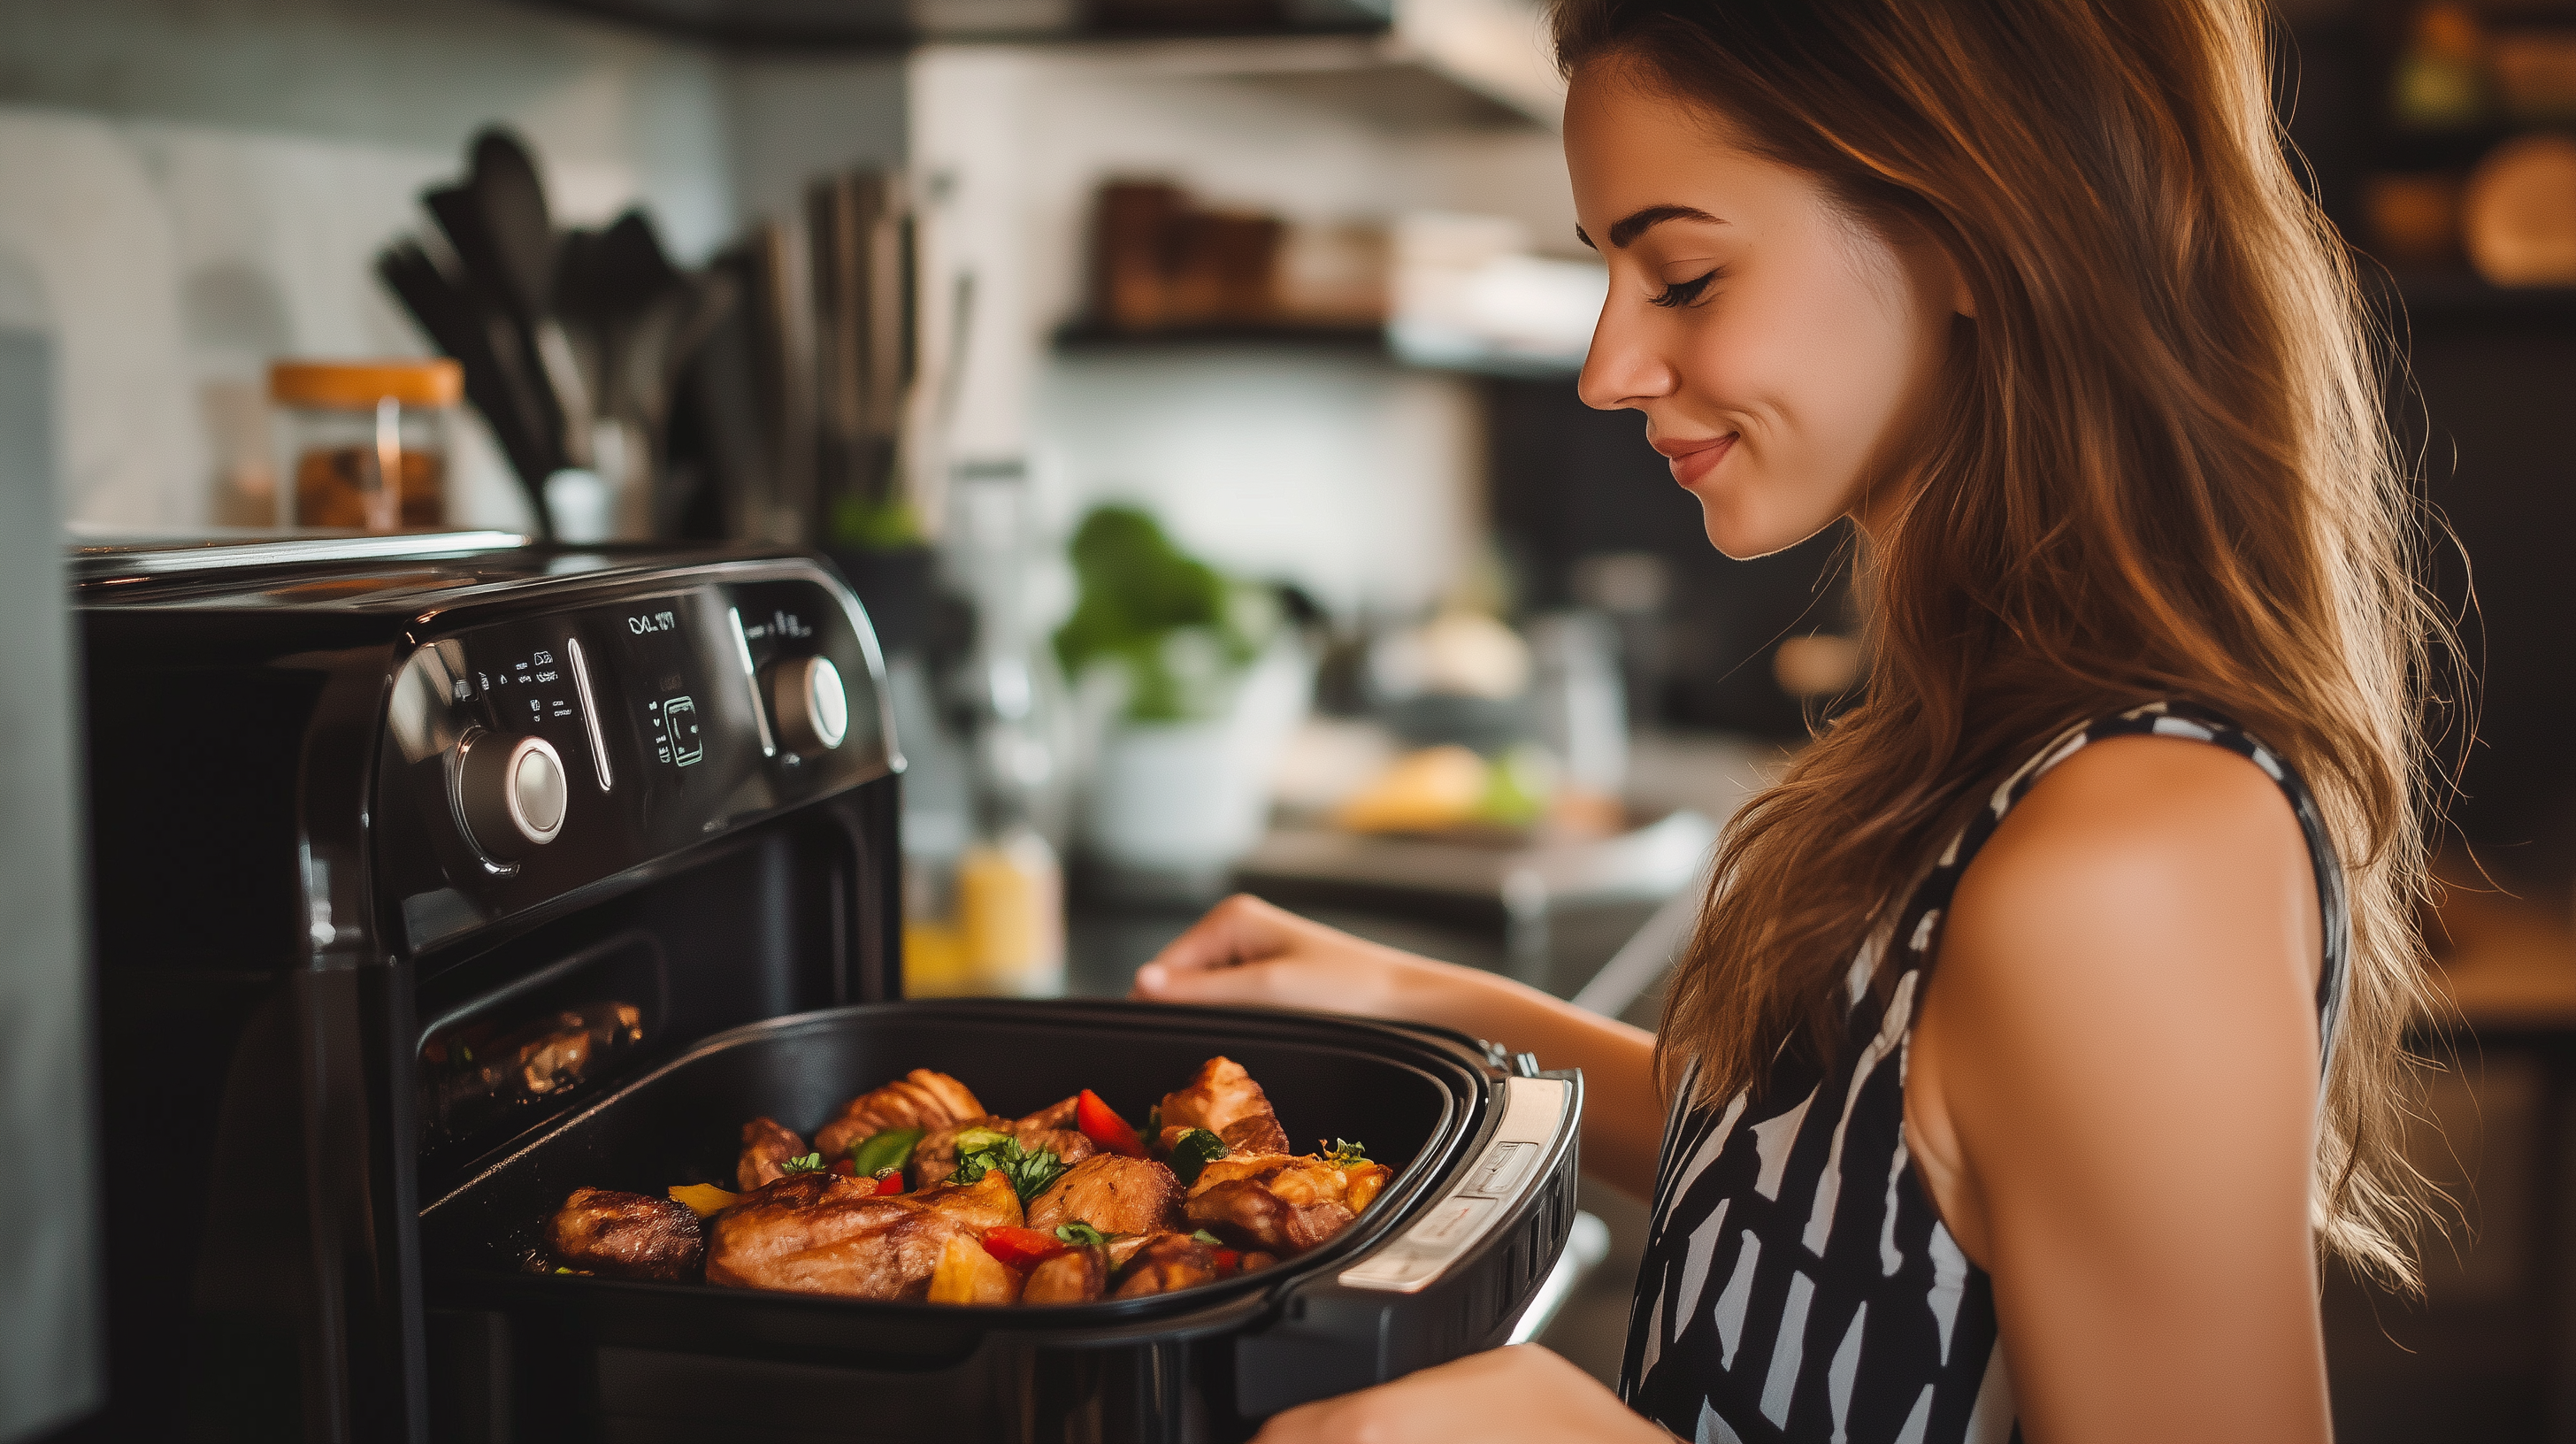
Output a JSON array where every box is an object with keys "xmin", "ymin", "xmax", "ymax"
[{"xmin": 1054, "ymin": 505, "xmax": 1302, "ymax": 882}]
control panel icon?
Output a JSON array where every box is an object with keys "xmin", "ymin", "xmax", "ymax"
[{"xmin": 665, "ymin": 695, "xmax": 702, "ymax": 766}]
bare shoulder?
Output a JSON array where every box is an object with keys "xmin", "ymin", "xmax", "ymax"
[
  {"xmin": 1944, "ymin": 733, "xmax": 2320, "ymax": 994},
  {"xmin": 1980, "ymin": 733, "xmax": 2307, "ymax": 888},
  {"xmin": 1906, "ymin": 733, "xmax": 2326, "ymax": 1267}
]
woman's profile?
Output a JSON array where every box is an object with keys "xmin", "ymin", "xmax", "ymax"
[{"xmin": 1136, "ymin": 1, "xmax": 2449, "ymax": 1440}]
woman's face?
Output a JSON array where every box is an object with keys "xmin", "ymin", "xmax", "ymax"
[{"xmin": 1565, "ymin": 64, "xmax": 1967, "ymax": 559}]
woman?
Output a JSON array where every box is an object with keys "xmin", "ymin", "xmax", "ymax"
[{"xmin": 1138, "ymin": 1, "xmax": 2446, "ymax": 1440}]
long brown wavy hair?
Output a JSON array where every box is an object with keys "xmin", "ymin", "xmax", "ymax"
[{"xmin": 1552, "ymin": 0, "xmax": 2446, "ymax": 1289}]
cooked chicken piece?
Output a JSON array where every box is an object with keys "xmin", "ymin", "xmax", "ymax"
[
  {"xmin": 1156, "ymin": 1056, "xmax": 1292, "ymax": 1157},
  {"xmin": 812, "ymin": 1069, "xmax": 987, "ymax": 1162},
  {"xmin": 704, "ymin": 1170, "xmax": 1021, "ymax": 1299},
  {"xmin": 1026, "ymin": 1154, "xmax": 1184, "ymax": 1237},
  {"xmin": 912, "ymin": 1112, "xmax": 1096, "ymax": 1189},
  {"xmin": 1241, "ymin": 1250, "xmax": 1280, "ymax": 1273},
  {"xmin": 1023, "ymin": 1245, "xmax": 1109, "ymax": 1304},
  {"xmin": 928, "ymin": 1232, "xmax": 1024, "ymax": 1305},
  {"xmin": 1186, "ymin": 1154, "xmax": 1366, "ymax": 1255},
  {"xmin": 736, "ymin": 1116, "xmax": 808, "ymax": 1191},
  {"xmin": 1020, "ymin": 1095, "xmax": 1080, "ymax": 1131},
  {"xmin": 547, "ymin": 1187, "xmax": 703, "ymax": 1281},
  {"xmin": 1107, "ymin": 1233, "xmax": 1157, "ymax": 1270},
  {"xmin": 1112, "ymin": 1233, "xmax": 1223, "ymax": 1298},
  {"xmin": 1339, "ymin": 1158, "xmax": 1393, "ymax": 1215}
]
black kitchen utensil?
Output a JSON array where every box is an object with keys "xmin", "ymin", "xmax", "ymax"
[
  {"xmin": 375, "ymin": 239, "xmax": 559, "ymax": 538},
  {"xmin": 472, "ymin": 128, "xmax": 594, "ymax": 471}
]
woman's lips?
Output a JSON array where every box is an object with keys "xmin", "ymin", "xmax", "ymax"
[{"xmin": 1653, "ymin": 433, "xmax": 1737, "ymax": 487}]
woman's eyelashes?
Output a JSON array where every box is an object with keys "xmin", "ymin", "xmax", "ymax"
[{"xmin": 1648, "ymin": 269, "xmax": 1722, "ymax": 310}]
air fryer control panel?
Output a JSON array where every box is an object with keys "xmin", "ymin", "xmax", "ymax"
[{"xmin": 375, "ymin": 566, "xmax": 896, "ymax": 956}]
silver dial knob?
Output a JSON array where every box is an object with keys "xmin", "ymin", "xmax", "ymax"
[
  {"xmin": 456, "ymin": 731, "xmax": 567, "ymax": 860},
  {"xmin": 771, "ymin": 655, "xmax": 849, "ymax": 757}
]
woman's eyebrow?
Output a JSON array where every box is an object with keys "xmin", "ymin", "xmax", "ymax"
[{"xmin": 1576, "ymin": 204, "xmax": 1725, "ymax": 250}]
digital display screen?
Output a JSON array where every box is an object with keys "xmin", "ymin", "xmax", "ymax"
[{"xmin": 610, "ymin": 598, "xmax": 712, "ymax": 772}]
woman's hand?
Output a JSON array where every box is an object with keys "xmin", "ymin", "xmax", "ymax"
[
  {"xmin": 1253, "ymin": 1345, "xmax": 1668, "ymax": 1444},
  {"xmin": 1131, "ymin": 894, "xmax": 1458, "ymax": 1020},
  {"xmin": 1134, "ymin": 894, "xmax": 1669, "ymax": 1201}
]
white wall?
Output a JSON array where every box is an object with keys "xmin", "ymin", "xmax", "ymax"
[
  {"xmin": 0, "ymin": 0, "xmax": 906, "ymax": 534},
  {"xmin": 909, "ymin": 42, "xmax": 1575, "ymax": 623}
]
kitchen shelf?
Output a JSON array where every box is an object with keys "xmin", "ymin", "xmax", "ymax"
[
  {"xmin": 519, "ymin": 0, "xmax": 1392, "ymax": 49},
  {"xmin": 1053, "ymin": 319, "xmax": 1581, "ymax": 377}
]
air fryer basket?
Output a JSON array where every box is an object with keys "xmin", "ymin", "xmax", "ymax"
[{"xmin": 418, "ymin": 998, "xmax": 1578, "ymax": 1444}]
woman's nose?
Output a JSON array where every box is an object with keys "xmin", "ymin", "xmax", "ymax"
[{"xmin": 1576, "ymin": 302, "xmax": 1679, "ymax": 412}]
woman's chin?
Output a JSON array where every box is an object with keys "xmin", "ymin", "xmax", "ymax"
[{"xmin": 1698, "ymin": 505, "xmax": 1813, "ymax": 562}]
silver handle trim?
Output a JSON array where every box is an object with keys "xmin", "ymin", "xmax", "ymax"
[
  {"xmin": 567, "ymin": 636, "xmax": 613, "ymax": 793},
  {"xmin": 1338, "ymin": 1074, "xmax": 1572, "ymax": 1294},
  {"xmin": 727, "ymin": 605, "xmax": 777, "ymax": 758}
]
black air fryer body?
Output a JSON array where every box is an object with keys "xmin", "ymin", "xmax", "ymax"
[{"xmin": 76, "ymin": 534, "xmax": 1576, "ymax": 1444}]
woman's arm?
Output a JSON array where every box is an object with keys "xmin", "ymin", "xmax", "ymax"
[
  {"xmin": 1132, "ymin": 894, "xmax": 1668, "ymax": 1200},
  {"xmin": 1906, "ymin": 734, "xmax": 2332, "ymax": 1444}
]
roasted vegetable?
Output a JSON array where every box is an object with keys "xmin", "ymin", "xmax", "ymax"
[
  {"xmin": 1168, "ymin": 1128, "xmax": 1229, "ymax": 1187},
  {"xmin": 668, "ymin": 1183, "xmax": 741, "ymax": 1218},
  {"xmin": 1076, "ymin": 1089, "xmax": 1148, "ymax": 1158},
  {"xmin": 982, "ymin": 1225, "xmax": 1071, "ymax": 1271},
  {"xmin": 928, "ymin": 1231, "xmax": 1024, "ymax": 1305},
  {"xmin": 849, "ymin": 1125, "xmax": 924, "ymax": 1178}
]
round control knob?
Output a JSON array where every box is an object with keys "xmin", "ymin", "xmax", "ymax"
[
  {"xmin": 771, "ymin": 655, "xmax": 849, "ymax": 757},
  {"xmin": 455, "ymin": 731, "xmax": 567, "ymax": 861}
]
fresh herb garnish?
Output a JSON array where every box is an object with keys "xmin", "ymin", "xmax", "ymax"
[
  {"xmin": 1190, "ymin": 1229, "xmax": 1223, "ymax": 1247},
  {"xmin": 779, "ymin": 1152, "xmax": 825, "ymax": 1174},
  {"xmin": 1321, "ymin": 1138, "xmax": 1369, "ymax": 1168},
  {"xmin": 952, "ymin": 1133, "xmax": 1068, "ymax": 1205},
  {"xmin": 1054, "ymin": 1221, "xmax": 1110, "ymax": 1248},
  {"xmin": 1169, "ymin": 1127, "xmax": 1228, "ymax": 1187},
  {"xmin": 848, "ymin": 1126, "xmax": 924, "ymax": 1178}
]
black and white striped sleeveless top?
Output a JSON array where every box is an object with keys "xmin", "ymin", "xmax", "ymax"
[{"xmin": 1620, "ymin": 702, "xmax": 2350, "ymax": 1444}]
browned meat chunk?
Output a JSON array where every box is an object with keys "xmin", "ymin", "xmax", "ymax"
[
  {"xmin": 1185, "ymin": 1155, "xmax": 1367, "ymax": 1255},
  {"xmin": 1020, "ymin": 1095, "xmax": 1080, "ymax": 1130},
  {"xmin": 703, "ymin": 1170, "xmax": 1021, "ymax": 1299},
  {"xmin": 1112, "ymin": 1233, "xmax": 1222, "ymax": 1298},
  {"xmin": 1026, "ymin": 1154, "xmax": 1184, "ymax": 1237},
  {"xmin": 1023, "ymin": 1245, "xmax": 1108, "ymax": 1304},
  {"xmin": 1156, "ymin": 1056, "xmax": 1291, "ymax": 1157},
  {"xmin": 812, "ymin": 1069, "xmax": 987, "ymax": 1162},
  {"xmin": 547, "ymin": 1187, "xmax": 704, "ymax": 1281},
  {"xmin": 912, "ymin": 1112, "xmax": 1096, "ymax": 1189},
  {"xmin": 737, "ymin": 1116, "xmax": 808, "ymax": 1191}
]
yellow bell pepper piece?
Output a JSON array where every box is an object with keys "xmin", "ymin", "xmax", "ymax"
[{"xmin": 669, "ymin": 1182, "xmax": 740, "ymax": 1218}]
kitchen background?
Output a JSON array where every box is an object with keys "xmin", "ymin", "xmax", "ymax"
[{"xmin": 7, "ymin": 0, "xmax": 2576, "ymax": 1438}]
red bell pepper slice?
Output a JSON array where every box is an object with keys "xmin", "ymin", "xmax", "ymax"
[
  {"xmin": 872, "ymin": 1171, "xmax": 905, "ymax": 1195},
  {"xmin": 1075, "ymin": 1089, "xmax": 1148, "ymax": 1158},
  {"xmin": 829, "ymin": 1157, "xmax": 858, "ymax": 1176},
  {"xmin": 982, "ymin": 1225, "xmax": 1070, "ymax": 1271},
  {"xmin": 1213, "ymin": 1248, "xmax": 1241, "ymax": 1274}
]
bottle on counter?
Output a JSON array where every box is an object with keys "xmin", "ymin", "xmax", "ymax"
[{"xmin": 270, "ymin": 359, "xmax": 463, "ymax": 532}]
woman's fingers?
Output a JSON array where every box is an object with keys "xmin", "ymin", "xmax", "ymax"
[{"xmin": 1133, "ymin": 895, "xmax": 1298, "ymax": 995}]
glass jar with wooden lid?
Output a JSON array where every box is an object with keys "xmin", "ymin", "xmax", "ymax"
[{"xmin": 270, "ymin": 359, "xmax": 463, "ymax": 532}]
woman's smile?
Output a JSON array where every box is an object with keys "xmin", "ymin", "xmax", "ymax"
[{"xmin": 1650, "ymin": 431, "xmax": 1737, "ymax": 487}]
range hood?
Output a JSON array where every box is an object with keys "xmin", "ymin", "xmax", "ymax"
[{"xmin": 525, "ymin": 0, "xmax": 1394, "ymax": 46}]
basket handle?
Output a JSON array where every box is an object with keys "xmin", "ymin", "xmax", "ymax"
[{"xmin": 1233, "ymin": 1069, "xmax": 1583, "ymax": 1418}]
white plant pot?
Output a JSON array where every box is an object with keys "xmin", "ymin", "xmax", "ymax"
[{"xmin": 1078, "ymin": 641, "xmax": 1310, "ymax": 873}]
